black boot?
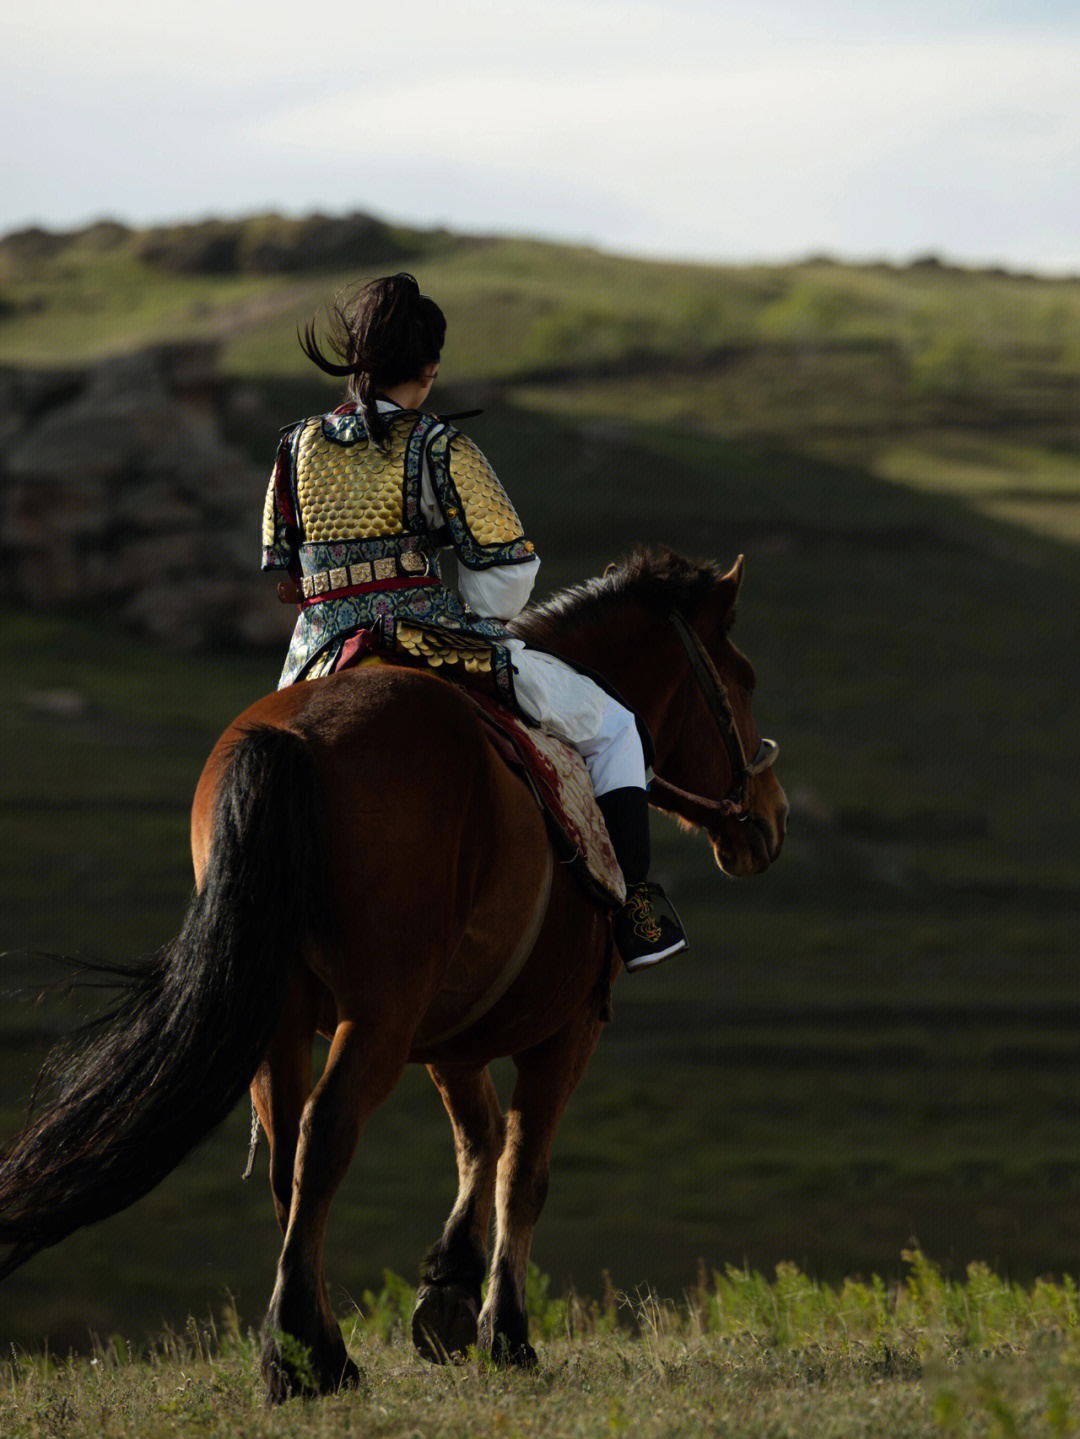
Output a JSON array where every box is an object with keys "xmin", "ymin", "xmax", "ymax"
[
  {"xmin": 614, "ymin": 881, "xmax": 689, "ymax": 972},
  {"xmin": 597, "ymin": 788, "xmax": 688, "ymax": 972}
]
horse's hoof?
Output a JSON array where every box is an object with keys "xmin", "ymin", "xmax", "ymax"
[
  {"xmin": 336, "ymin": 1353, "xmax": 363, "ymax": 1392},
  {"xmin": 261, "ymin": 1334, "xmax": 361, "ymax": 1402},
  {"xmin": 494, "ymin": 1337, "xmax": 538, "ymax": 1370},
  {"xmin": 261, "ymin": 1339, "xmax": 308, "ymax": 1405},
  {"xmin": 477, "ymin": 1313, "xmax": 538, "ymax": 1369},
  {"xmin": 412, "ymin": 1282, "xmax": 480, "ymax": 1363}
]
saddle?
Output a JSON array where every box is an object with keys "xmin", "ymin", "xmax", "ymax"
[{"xmin": 334, "ymin": 624, "xmax": 626, "ymax": 908}]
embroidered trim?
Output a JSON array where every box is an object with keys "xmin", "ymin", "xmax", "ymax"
[
  {"xmin": 404, "ymin": 413, "xmax": 441, "ymax": 534},
  {"xmin": 426, "ymin": 426, "xmax": 536, "ymax": 570}
]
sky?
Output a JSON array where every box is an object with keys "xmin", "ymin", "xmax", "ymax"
[{"xmin": 3, "ymin": 0, "xmax": 1078, "ymax": 272}]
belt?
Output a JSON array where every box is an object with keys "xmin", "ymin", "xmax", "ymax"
[{"xmin": 299, "ymin": 553, "xmax": 435, "ymax": 605}]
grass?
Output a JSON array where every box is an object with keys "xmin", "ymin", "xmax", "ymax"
[
  {"xmin": 4, "ymin": 214, "xmax": 1078, "ymax": 574},
  {"xmin": 2, "ymin": 1255, "xmax": 1080, "ymax": 1437}
]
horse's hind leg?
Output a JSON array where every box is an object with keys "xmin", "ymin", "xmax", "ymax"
[
  {"xmin": 251, "ymin": 967, "xmax": 321, "ymax": 1233},
  {"xmin": 478, "ymin": 1013, "xmax": 604, "ymax": 1367},
  {"xmin": 413, "ymin": 1063, "xmax": 505, "ymax": 1362},
  {"xmin": 261, "ymin": 1017, "xmax": 410, "ymax": 1402}
]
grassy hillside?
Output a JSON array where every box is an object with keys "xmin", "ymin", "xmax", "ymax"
[
  {"xmin": 4, "ymin": 212, "xmax": 1078, "ymax": 543},
  {"xmin": 1, "ymin": 217, "xmax": 1078, "ymax": 1350}
]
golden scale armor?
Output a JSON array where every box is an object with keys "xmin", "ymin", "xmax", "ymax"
[
  {"xmin": 263, "ymin": 407, "xmax": 533, "ymax": 690},
  {"xmin": 263, "ymin": 412, "xmax": 528, "ymax": 554},
  {"xmin": 293, "ymin": 417, "xmax": 411, "ymax": 543},
  {"xmin": 433, "ymin": 433, "xmax": 527, "ymax": 548},
  {"xmin": 395, "ymin": 622, "xmax": 495, "ymax": 675}
]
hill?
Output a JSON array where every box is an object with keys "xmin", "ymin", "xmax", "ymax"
[
  {"xmin": 0, "ymin": 215, "xmax": 1078, "ymax": 1350},
  {"xmin": 3, "ymin": 211, "xmax": 1078, "ymax": 544}
]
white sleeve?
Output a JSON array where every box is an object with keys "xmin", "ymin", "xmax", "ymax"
[
  {"xmin": 420, "ymin": 432, "xmax": 540, "ymax": 621},
  {"xmin": 457, "ymin": 555, "xmax": 540, "ymax": 620}
]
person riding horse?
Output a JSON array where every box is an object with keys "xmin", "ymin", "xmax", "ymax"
[{"xmin": 261, "ymin": 273, "xmax": 687, "ymax": 970}]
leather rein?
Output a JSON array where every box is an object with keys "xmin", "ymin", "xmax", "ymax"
[{"xmin": 646, "ymin": 610, "xmax": 779, "ymax": 827}]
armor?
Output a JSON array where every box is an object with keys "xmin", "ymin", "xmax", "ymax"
[
  {"xmin": 261, "ymin": 405, "xmax": 533, "ymax": 690},
  {"xmin": 293, "ymin": 415, "xmax": 412, "ymax": 542},
  {"xmin": 426, "ymin": 429, "xmax": 534, "ymax": 567}
]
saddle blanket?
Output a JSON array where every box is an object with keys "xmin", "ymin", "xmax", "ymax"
[{"xmin": 467, "ymin": 691, "xmax": 626, "ymax": 909}]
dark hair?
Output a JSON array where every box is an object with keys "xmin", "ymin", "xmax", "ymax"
[{"xmin": 299, "ymin": 274, "xmax": 446, "ymax": 446}]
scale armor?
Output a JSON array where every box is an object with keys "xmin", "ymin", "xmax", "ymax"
[
  {"xmin": 292, "ymin": 415, "xmax": 412, "ymax": 542},
  {"xmin": 261, "ymin": 406, "xmax": 533, "ymax": 689},
  {"xmin": 426, "ymin": 427, "xmax": 533, "ymax": 568}
]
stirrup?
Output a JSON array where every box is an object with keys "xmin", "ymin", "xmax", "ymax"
[{"xmin": 614, "ymin": 881, "xmax": 688, "ymax": 973}]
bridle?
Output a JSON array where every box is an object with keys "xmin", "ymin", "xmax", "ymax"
[{"xmin": 647, "ymin": 610, "xmax": 779, "ymax": 825}]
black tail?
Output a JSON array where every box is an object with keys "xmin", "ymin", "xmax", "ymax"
[{"xmin": 0, "ymin": 726, "xmax": 334, "ymax": 1281}]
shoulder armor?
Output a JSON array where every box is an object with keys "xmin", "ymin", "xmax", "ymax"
[
  {"xmin": 447, "ymin": 434, "xmax": 524, "ymax": 545},
  {"xmin": 261, "ymin": 473, "xmax": 280, "ymax": 552},
  {"xmin": 427, "ymin": 427, "xmax": 535, "ymax": 569}
]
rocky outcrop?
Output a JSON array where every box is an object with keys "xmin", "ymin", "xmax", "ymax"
[{"xmin": 0, "ymin": 345, "xmax": 294, "ymax": 650}]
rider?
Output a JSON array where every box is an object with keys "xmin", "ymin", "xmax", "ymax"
[{"xmin": 261, "ymin": 273, "xmax": 687, "ymax": 972}]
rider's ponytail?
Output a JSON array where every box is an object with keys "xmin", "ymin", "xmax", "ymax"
[{"xmin": 299, "ymin": 274, "xmax": 446, "ymax": 448}]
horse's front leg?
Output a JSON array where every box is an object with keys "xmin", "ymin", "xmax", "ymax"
[
  {"xmin": 478, "ymin": 1012, "xmax": 605, "ymax": 1367},
  {"xmin": 413, "ymin": 1062, "xmax": 506, "ymax": 1362},
  {"xmin": 262, "ymin": 1017, "xmax": 409, "ymax": 1402}
]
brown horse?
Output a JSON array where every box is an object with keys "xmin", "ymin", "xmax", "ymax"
[{"xmin": 0, "ymin": 547, "xmax": 786, "ymax": 1400}]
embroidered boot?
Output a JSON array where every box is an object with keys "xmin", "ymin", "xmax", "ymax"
[
  {"xmin": 597, "ymin": 787, "xmax": 689, "ymax": 972},
  {"xmin": 615, "ymin": 880, "xmax": 689, "ymax": 972}
]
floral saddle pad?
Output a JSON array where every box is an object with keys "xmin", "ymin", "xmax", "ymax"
[{"xmin": 466, "ymin": 690, "xmax": 626, "ymax": 910}]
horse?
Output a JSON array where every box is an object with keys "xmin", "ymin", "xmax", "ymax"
[{"xmin": 0, "ymin": 546, "xmax": 787, "ymax": 1401}]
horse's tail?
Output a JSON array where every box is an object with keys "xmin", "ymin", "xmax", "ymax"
[{"xmin": 0, "ymin": 725, "xmax": 333, "ymax": 1281}]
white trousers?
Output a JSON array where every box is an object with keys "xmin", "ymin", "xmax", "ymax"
[{"xmin": 503, "ymin": 639, "xmax": 646, "ymax": 797}]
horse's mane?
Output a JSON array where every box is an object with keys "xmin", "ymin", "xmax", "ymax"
[{"xmin": 510, "ymin": 546, "xmax": 729, "ymax": 649}]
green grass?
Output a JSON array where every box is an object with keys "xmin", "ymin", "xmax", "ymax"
[
  {"xmin": 5, "ymin": 215, "xmax": 1078, "ymax": 570},
  {"xmin": 2, "ymin": 1256, "xmax": 1080, "ymax": 1438}
]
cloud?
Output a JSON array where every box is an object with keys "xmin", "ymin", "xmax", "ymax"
[
  {"xmin": 239, "ymin": 30, "xmax": 1080, "ymax": 263},
  {"xmin": 2, "ymin": 1, "xmax": 1078, "ymax": 267}
]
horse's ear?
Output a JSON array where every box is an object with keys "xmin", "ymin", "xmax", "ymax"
[{"xmin": 716, "ymin": 555, "xmax": 744, "ymax": 623}]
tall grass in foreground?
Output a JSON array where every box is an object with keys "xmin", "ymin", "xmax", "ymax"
[{"xmin": 3, "ymin": 1253, "xmax": 1080, "ymax": 1437}]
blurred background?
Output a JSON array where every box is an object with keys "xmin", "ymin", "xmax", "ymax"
[{"xmin": 1, "ymin": 0, "xmax": 1078, "ymax": 1352}]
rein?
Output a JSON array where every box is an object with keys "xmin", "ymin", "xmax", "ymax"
[{"xmin": 647, "ymin": 610, "xmax": 779, "ymax": 826}]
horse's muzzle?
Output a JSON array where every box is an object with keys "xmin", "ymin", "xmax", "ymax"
[{"xmin": 711, "ymin": 793, "xmax": 787, "ymax": 877}]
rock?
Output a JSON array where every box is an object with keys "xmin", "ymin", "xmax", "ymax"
[
  {"xmin": 113, "ymin": 480, "xmax": 202, "ymax": 533},
  {"xmin": 236, "ymin": 593, "xmax": 297, "ymax": 649},
  {"xmin": 0, "ymin": 346, "xmax": 275, "ymax": 650},
  {"xmin": 113, "ymin": 531, "xmax": 205, "ymax": 590},
  {"xmin": 0, "ymin": 366, "xmax": 86, "ymax": 446},
  {"xmin": 123, "ymin": 577, "xmax": 234, "ymax": 650}
]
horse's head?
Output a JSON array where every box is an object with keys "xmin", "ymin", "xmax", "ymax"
[
  {"xmin": 647, "ymin": 555, "xmax": 788, "ymax": 877},
  {"xmin": 510, "ymin": 546, "xmax": 788, "ymax": 877}
]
